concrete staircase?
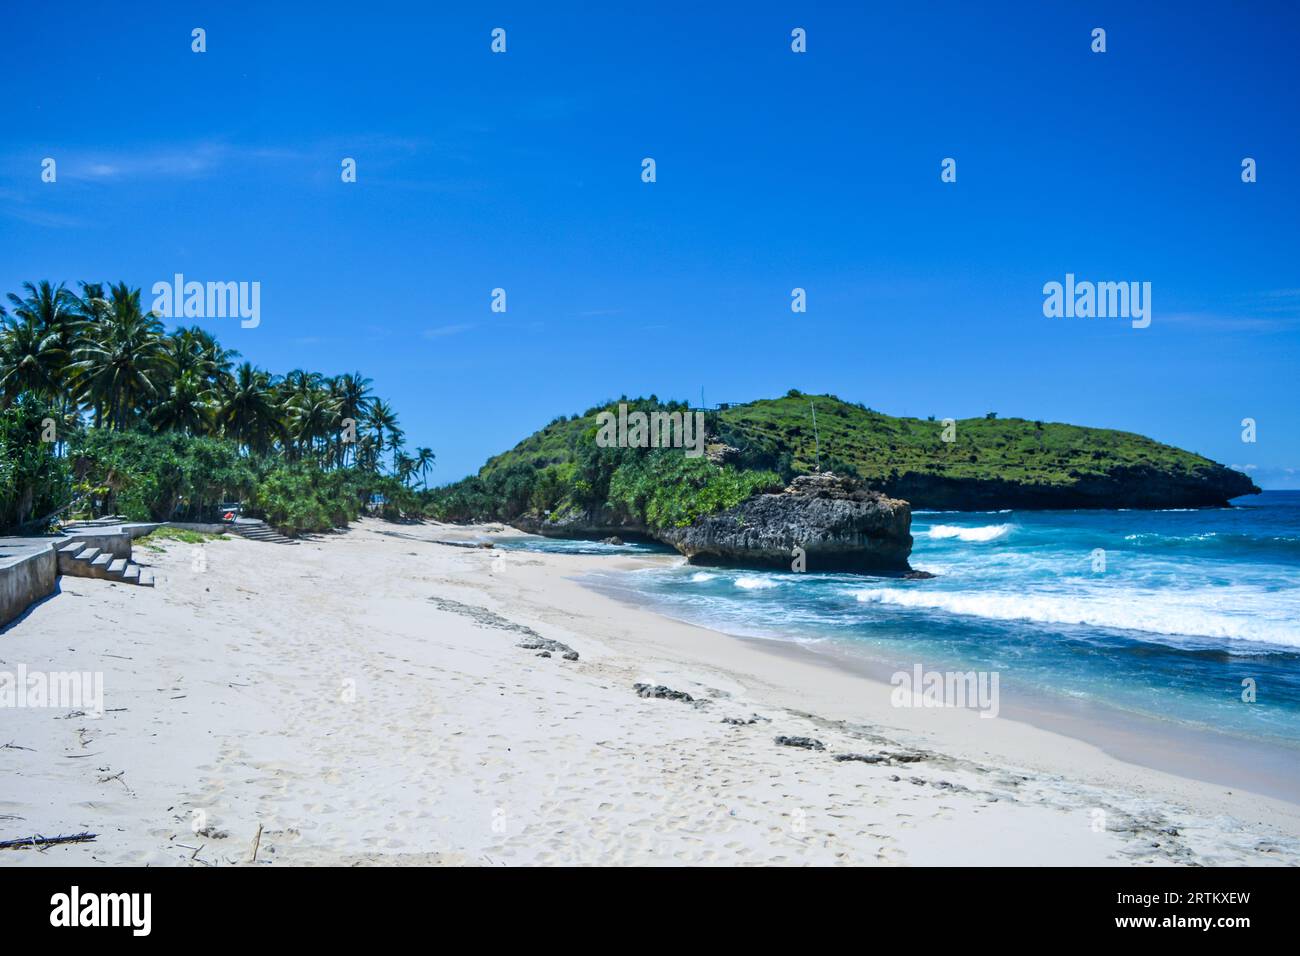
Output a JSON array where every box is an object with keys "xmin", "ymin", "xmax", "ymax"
[
  {"xmin": 57, "ymin": 541, "xmax": 154, "ymax": 587},
  {"xmin": 229, "ymin": 519, "xmax": 299, "ymax": 545}
]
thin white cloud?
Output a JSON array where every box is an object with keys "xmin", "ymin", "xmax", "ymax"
[
  {"xmin": 1230, "ymin": 465, "xmax": 1299, "ymax": 489},
  {"xmin": 1160, "ymin": 311, "xmax": 1296, "ymax": 332},
  {"xmin": 63, "ymin": 143, "xmax": 302, "ymax": 181},
  {"xmin": 422, "ymin": 323, "xmax": 474, "ymax": 339}
]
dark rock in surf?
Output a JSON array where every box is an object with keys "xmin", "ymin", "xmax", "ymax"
[
  {"xmin": 512, "ymin": 474, "xmax": 913, "ymax": 574},
  {"xmin": 657, "ymin": 473, "xmax": 912, "ymax": 573}
]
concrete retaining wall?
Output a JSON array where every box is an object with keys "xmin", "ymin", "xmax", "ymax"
[
  {"xmin": 122, "ymin": 522, "xmax": 163, "ymax": 539},
  {"xmin": 62, "ymin": 529, "xmax": 133, "ymax": 559},
  {"xmin": 0, "ymin": 545, "xmax": 57, "ymax": 629},
  {"xmin": 2, "ymin": 523, "xmax": 165, "ymax": 626}
]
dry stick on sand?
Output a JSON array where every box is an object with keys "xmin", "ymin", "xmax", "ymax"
[
  {"xmin": 249, "ymin": 823, "xmax": 263, "ymax": 863},
  {"xmin": 98, "ymin": 770, "xmax": 132, "ymax": 795},
  {"xmin": 0, "ymin": 832, "xmax": 97, "ymax": 850}
]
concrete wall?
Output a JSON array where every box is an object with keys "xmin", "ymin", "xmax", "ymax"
[
  {"xmin": 62, "ymin": 529, "xmax": 133, "ymax": 559},
  {"xmin": 122, "ymin": 522, "xmax": 163, "ymax": 539},
  {"xmin": 0, "ymin": 544, "xmax": 57, "ymax": 629}
]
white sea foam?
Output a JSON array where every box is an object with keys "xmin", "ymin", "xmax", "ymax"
[
  {"xmin": 1124, "ymin": 531, "xmax": 1219, "ymax": 542},
  {"xmin": 689, "ymin": 572, "xmax": 717, "ymax": 583},
  {"xmin": 926, "ymin": 523, "xmax": 1013, "ymax": 542},
  {"xmin": 850, "ymin": 587, "xmax": 1300, "ymax": 648},
  {"xmin": 735, "ymin": 576, "xmax": 780, "ymax": 590}
]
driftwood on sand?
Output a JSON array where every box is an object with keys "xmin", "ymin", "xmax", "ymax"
[{"xmin": 0, "ymin": 831, "xmax": 97, "ymax": 850}]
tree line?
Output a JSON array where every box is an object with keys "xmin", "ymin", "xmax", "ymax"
[{"xmin": 0, "ymin": 280, "xmax": 433, "ymax": 533}]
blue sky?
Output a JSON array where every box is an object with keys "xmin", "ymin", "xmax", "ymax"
[{"xmin": 2, "ymin": 1, "xmax": 1298, "ymax": 487}]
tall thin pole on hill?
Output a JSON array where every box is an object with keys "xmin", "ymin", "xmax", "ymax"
[{"xmin": 811, "ymin": 400, "xmax": 821, "ymax": 472}]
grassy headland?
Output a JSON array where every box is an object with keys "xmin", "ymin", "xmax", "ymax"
[{"xmin": 428, "ymin": 391, "xmax": 1258, "ymax": 525}]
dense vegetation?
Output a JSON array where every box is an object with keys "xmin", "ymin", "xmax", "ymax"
[
  {"xmin": 715, "ymin": 392, "xmax": 1232, "ymax": 486},
  {"xmin": 427, "ymin": 397, "xmax": 781, "ymax": 528},
  {"xmin": 0, "ymin": 280, "xmax": 433, "ymax": 534},
  {"xmin": 1, "ymin": 397, "xmax": 71, "ymax": 533},
  {"xmin": 428, "ymin": 389, "xmax": 1254, "ymax": 522}
]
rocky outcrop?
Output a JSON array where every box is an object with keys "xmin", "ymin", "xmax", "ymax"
[
  {"xmin": 657, "ymin": 474, "xmax": 912, "ymax": 572},
  {"xmin": 512, "ymin": 473, "xmax": 914, "ymax": 574},
  {"xmin": 511, "ymin": 509, "xmax": 640, "ymax": 542}
]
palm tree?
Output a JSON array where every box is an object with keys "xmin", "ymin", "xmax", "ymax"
[
  {"xmin": 6, "ymin": 280, "xmax": 81, "ymax": 408},
  {"xmin": 330, "ymin": 372, "xmax": 373, "ymax": 467},
  {"xmin": 388, "ymin": 426, "xmax": 406, "ymax": 469},
  {"xmin": 286, "ymin": 386, "xmax": 340, "ymax": 460},
  {"xmin": 274, "ymin": 369, "xmax": 327, "ymax": 458},
  {"xmin": 74, "ymin": 282, "xmax": 111, "ymax": 327},
  {"xmin": 150, "ymin": 369, "xmax": 214, "ymax": 434},
  {"xmin": 0, "ymin": 311, "xmax": 65, "ymax": 406},
  {"xmin": 6, "ymin": 280, "xmax": 81, "ymax": 341},
  {"xmin": 352, "ymin": 432, "xmax": 381, "ymax": 472},
  {"xmin": 68, "ymin": 283, "xmax": 171, "ymax": 429},
  {"xmin": 159, "ymin": 327, "xmax": 240, "ymax": 433},
  {"xmin": 413, "ymin": 447, "xmax": 436, "ymax": 488},
  {"xmin": 394, "ymin": 450, "xmax": 416, "ymax": 486},
  {"xmin": 188, "ymin": 326, "xmax": 239, "ymax": 394},
  {"xmin": 218, "ymin": 362, "xmax": 282, "ymax": 455},
  {"xmin": 364, "ymin": 398, "xmax": 401, "ymax": 471},
  {"xmin": 165, "ymin": 328, "xmax": 203, "ymax": 376}
]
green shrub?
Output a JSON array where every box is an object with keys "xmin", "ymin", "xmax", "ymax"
[
  {"xmin": 0, "ymin": 397, "xmax": 71, "ymax": 532},
  {"xmin": 607, "ymin": 452, "xmax": 781, "ymax": 528},
  {"xmin": 426, "ymin": 397, "xmax": 781, "ymax": 528},
  {"xmin": 70, "ymin": 429, "xmax": 255, "ymax": 522},
  {"xmin": 247, "ymin": 463, "xmax": 368, "ymax": 534}
]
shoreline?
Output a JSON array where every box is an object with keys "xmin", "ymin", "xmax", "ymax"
[
  {"xmin": 478, "ymin": 529, "xmax": 1300, "ymax": 840},
  {"xmin": 655, "ymin": 612, "xmax": 1300, "ymax": 806},
  {"xmin": 573, "ymin": 549, "xmax": 1300, "ymax": 806},
  {"xmin": 3, "ymin": 518, "xmax": 1298, "ymax": 866}
]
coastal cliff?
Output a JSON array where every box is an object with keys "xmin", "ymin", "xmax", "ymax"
[
  {"xmin": 430, "ymin": 392, "xmax": 1261, "ymax": 573},
  {"xmin": 878, "ymin": 463, "xmax": 1256, "ymax": 510},
  {"xmin": 513, "ymin": 473, "xmax": 914, "ymax": 573}
]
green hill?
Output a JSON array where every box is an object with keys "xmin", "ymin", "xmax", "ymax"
[{"xmin": 428, "ymin": 392, "xmax": 1258, "ymax": 524}]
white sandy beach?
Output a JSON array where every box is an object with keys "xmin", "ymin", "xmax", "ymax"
[{"xmin": 2, "ymin": 518, "xmax": 1298, "ymax": 867}]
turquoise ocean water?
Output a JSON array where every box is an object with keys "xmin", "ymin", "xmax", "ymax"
[{"xmin": 497, "ymin": 491, "xmax": 1300, "ymax": 745}]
